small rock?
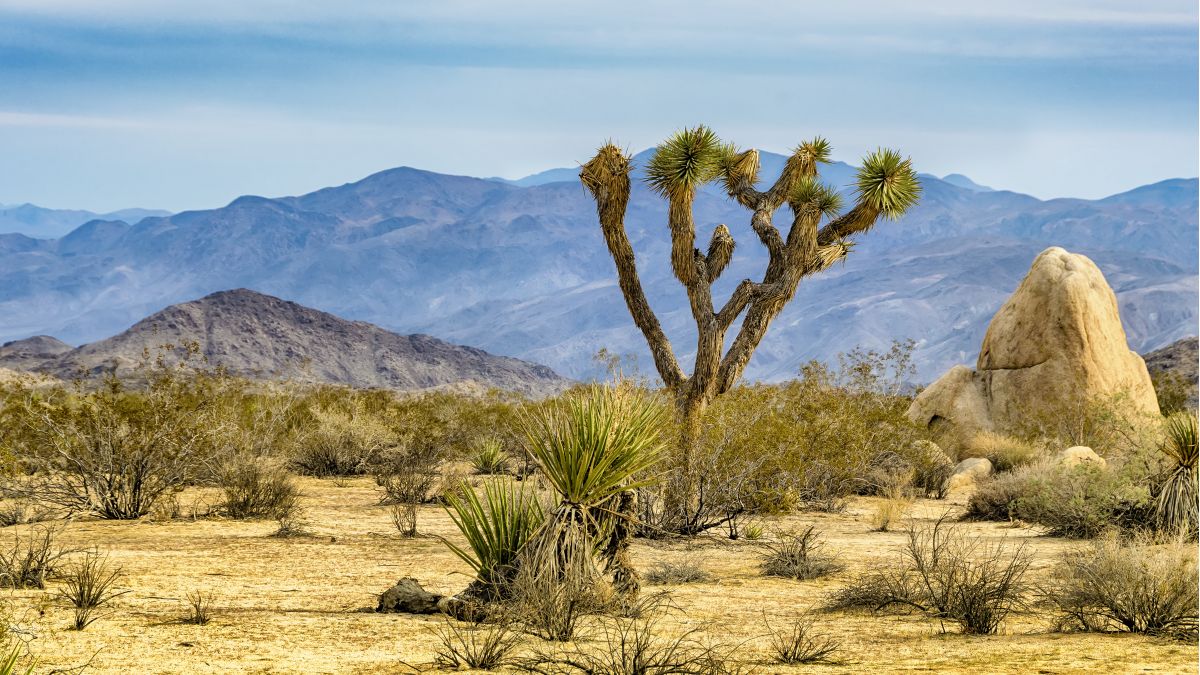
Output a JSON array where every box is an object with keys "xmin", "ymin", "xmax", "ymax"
[
  {"xmin": 376, "ymin": 577, "xmax": 446, "ymax": 614},
  {"xmin": 1057, "ymin": 446, "xmax": 1106, "ymax": 469}
]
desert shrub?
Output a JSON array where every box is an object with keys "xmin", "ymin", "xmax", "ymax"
[
  {"xmin": 520, "ymin": 609, "xmax": 735, "ymax": 675},
  {"xmin": 217, "ymin": 455, "xmax": 300, "ymax": 520},
  {"xmin": 184, "ymin": 590, "xmax": 214, "ymax": 625},
  {"xmin": 1045, "ymin": 535, "xmax": 1198, "ymax": 638},
  {"xmin": 644, "ymin": 560, "xmax": 711, "ymax": 585},
  {"xmin": 291, "ymin": 402, "xmax": 395, "ymax": 477},
  {"xmin": 442, "ymin": 480, "xmax": 544, "ymax": 598},
  {"xmin": 766, "ymin": 615, "xmax": 840, "ymax": 665},
  {"xmin": 60, "ymin": 551, "xmax": 128, "ymax": 630},
  {"xmin": 871, "ymin": 489, "xmax": 911, "ymax": 532},
  {"xmin": 963, "ymin": 470, "xmax": 1028, "ymax": 521},
  {"xmin": 1154, "ymin": 412, "xmax": 1197, "ymax": 538},
  {"xmin": 3, "ymin": 364, "xmax": 225, "ymax": 519},
  {"xmin": 759, "ymin": 527, "xmax": 844, "ymax": 580},
  {"xmin": 0, "ymin": 525, "xmax": 72, "ymax": 589},
  {"xmin": 432, "ymin": 615, "xmax": 522, "ymax": 670},
  {"xmin": 964, "ymin": 459, "xmax": 1152, "ymax": 537},
  {"xmin": 1010, "ymin": 462, "xmax": 1151, "ymax": 538},
  {"xmin": 909, "ymin": 440, "xmax": 952, "ymax": 499},
  {"xmin": 826, "ymin": 517, "xmax": 1030, "ymax": 635},
  {"xmin": 471, "ymin": 438, "xmax": 509, "ymax": 475},
  {"xmin": 270, "ymin": 506, "xmax": 312, "ymax": 538},
  {"xmin": 959, "ymin": 432, "xmax": 1040, "ymax": 472},
  {"xmin": 639, "ymin": 342, "xmax": 928, "ymax": 536}
]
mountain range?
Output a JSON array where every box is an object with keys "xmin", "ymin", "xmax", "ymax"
[
  {"xmin": 0, "ymin": 203, "xmax": 172, "ymax": 238},
  {"xmin": 0, "ymin": 289, "xmax": 568, "ymax": 395},
  {"xmin": 0, "ymin": 149, "xmax": 1195, "ymax": 383}
]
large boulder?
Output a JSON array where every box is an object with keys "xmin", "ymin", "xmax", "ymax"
[{"xmin": 909, "ymin": 247, "xmax": 1159, "ymax": 437}]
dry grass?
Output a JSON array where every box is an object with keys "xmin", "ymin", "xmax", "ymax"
[{"xmin": 0, "ymin": 478, "xmax": 1191, "ymax": 673}]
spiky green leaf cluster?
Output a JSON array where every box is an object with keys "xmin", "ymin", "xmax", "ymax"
[
  {"xmin": 856, "ymin": 148, "xmax": 921, "ymax": 219},
  {"xmin": 443, "ymin": 480, "xmax": 546, "ymax": 587},
  {"xmin": 522, "ymin": 385, "xmax": 666, "ymax": 506},
  {"xmin": 790, "ymin": 178, "xmax": 843, "ymax": 218},
  {"xmin": 1157, "ymin": 411, "xmax": 1198, "ymax": 538},
  {"xmin": 795, "ymin": 137, "xmax": 832, "ymax": 166},
  {"xmin": 645, "ymin": 126, "xmax": 725, "ymax": 199}
]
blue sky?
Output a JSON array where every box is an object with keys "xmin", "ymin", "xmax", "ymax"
[{"xmin": 0, "ymin": 1, "xmax": 1196, "ymax": 212}]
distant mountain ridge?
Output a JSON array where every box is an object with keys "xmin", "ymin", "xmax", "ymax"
[
  {"xmin": 0, "ymin": 289, "xmax": 568, "ymax": 395},
  {"xmin": 0, "ymin": 203, "xmax": 171, "ymax": 238},
  {"xmin": 0, "ymin": 150, "xmax": 1194, "ymax": 383}
]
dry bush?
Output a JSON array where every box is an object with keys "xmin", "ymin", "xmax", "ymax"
[
  {"xmin": 390, "ymin": 502, "xmax": 418, "ymax": 538},
  {"xmin": 270, "ymin": 506, "xmax": 312, "ymax": 538},
  {"xmin": 1044, "ymin": 535, "xmax": 1198, "ymax": 638},
  {"xmin": 1012, "ymin": 390, "xmax": 1161, "ymax": 461},
  {"xmin": 59, "ymin": 551, "xmax": 128, "ymax": 630},
  {"xmin": 183, "ymin": 590, "xmax": 215, "ymax": 625},
  {"xmin": 519, "ymin": 609, "xmax": 737, "ymax": 675},
  {"xmin": 2, "ymin": 364, "xmax": 225, "ymax": 519},
  {"xmin": 766, "ymin": 615, "xmax": 840, "ymax": 665},
  {"xmin": 959, "ymin": 432, "xmax": 1041, "ymax": 472},
  {"xmin": 217, "ymin": 455, "xmax": 300, "ymax": 520},
  {"xmin": 0, "ymin": 525, "xmax": 73, "ymax": 589},
  {"xmin": 759, "ymin": 527, "xmax": 844, "ymax": 580},
  {"xmin": 910, "ymin": 440, "xmax": 952, "ymax": 499},
  {"xmin": 432, "ymin": 615, "xmax": 523, "ymax": 670},
  {"xmin": 291, "ymin": 403, "xmax": 395, "ymax": 477},
  {"xmin": 963, "ymin": 469, "xmax": 1029, "ymax": 522},
  {"xmin": 871, "ymin": 489, "xmax": 912, "ymax": 532},
  {"xmin": 826, "ymin": 517, "xmax": 1030, "ymax": 635},
  {"xmin": 644, "ymin": 560, "xmax": 712, "ymax": 585}
]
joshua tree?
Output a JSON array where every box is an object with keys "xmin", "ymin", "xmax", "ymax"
[{"xmin": 580, "ymin": 126, "xmax": 920, "ymax": 525}]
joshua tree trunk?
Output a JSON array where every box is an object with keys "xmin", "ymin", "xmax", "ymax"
[{"xmin": 580, "ymin": 128, "xmax": 919, "ymax": 528}]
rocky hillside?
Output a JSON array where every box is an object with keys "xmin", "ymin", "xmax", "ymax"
[
  {"xmin": 0, "ymin": 290, "xmax": 568, "ymax": 396},
  {"xmin": 0, "ymin": 151, "xmax": 1194, "ymax": 382},
  {"xmin": 1143, "ymin": 337, "xmax": 1199, "ymax": 408}
]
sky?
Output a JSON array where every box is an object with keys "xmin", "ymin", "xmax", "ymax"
[{"xmin": 0, "ymin": 1, "xmax": 1196, "ymax": 212}]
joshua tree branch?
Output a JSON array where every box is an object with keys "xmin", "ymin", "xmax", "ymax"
[{"xmin": 581, "ymin": 146, "xmax": 685, "ymax": 388}]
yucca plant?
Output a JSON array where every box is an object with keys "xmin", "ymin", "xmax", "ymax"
[
  {"xmin": 442, "ymin": 480, "xmax": 544, "ymax": 599},
  {"xmin": 1156, "ymin": 412, "xmax": 1198, "ymax": 539},
  {"xmin": 0, "ymin": 647, "xmax": 32, "ymax": 675},
  {"xmin": 471, "ymin": 438, "xmax": 509, "ymax": 475},
  {"xmin": 510, "ymin": 385, "xmax": 666, "ymax": 635}
]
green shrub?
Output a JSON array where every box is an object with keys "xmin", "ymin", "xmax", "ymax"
[
  {"xmin": 291, "ymin": 403, "xmax": 394, "ymax": 477},
  {"xmin": 1012, "ymin": 462, "xmax": 1151, "ymax": 538},
  {"xmin": 1045, "ymin": 535, "xmax": 1197, "ymax": 638}
]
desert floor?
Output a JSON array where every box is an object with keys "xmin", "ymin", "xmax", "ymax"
[{"xmin": 6, "ymin": 477, "xmax": 1196, "ymax": 674}]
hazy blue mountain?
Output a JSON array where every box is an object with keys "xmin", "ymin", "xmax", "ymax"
[
  {"xmin": 0, "ymin": 203, "xmax": 171, "ymax": 238},
  {"xmin": 0, "ymin": 151, "xmax": 1194, "ymax": 383},
  {"xmin": 940, "ymin": 174, "xmax": 994, "ymax": 192}
]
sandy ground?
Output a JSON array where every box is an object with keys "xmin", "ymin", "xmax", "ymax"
[{"xmin": 2, "ymin": 477, "xmax": 1195, "ymax": 674}]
